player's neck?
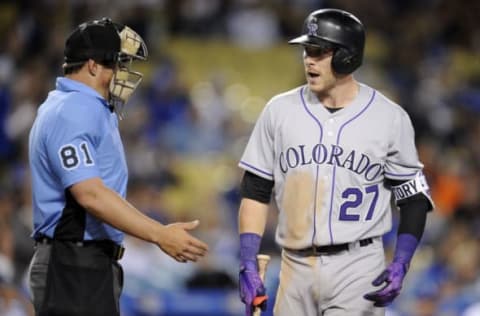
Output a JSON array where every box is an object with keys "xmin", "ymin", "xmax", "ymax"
[{"xmin": 317, "ymin": 76, "xmax": 359, "ymax": 109}]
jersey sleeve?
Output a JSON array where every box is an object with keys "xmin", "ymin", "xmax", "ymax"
[
  {"xmin": 384, "ymin": 109, "xmax": 423, "ymax": 180},
  {"xmin": 239, "ymin": 102, "xmax": 275, "ymax": 181},
  {"xmin": 385, "ymin": 108, "xmax": 434, "ymax": 209},
  {"xmin": 46, "ymin": 100, "xmax": 102, "ymax": 189}
]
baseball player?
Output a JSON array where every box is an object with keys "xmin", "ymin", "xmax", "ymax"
[
  {"xmin": 237, "ymin": 8, "xmax": 433, "ymax": 316},
  {"xmin": 27, "ymin": 18, "xmax": 208, "ymax": 316}
]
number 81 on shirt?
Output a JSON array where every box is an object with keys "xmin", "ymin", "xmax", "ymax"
[{"xmin": 58, "ymin": 142, "xmax": 94, "ymax": 170}]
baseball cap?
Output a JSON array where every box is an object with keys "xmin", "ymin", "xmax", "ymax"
[{"xmin": 64, "ymin": 18, "xmax": 122, "ymax": 67}]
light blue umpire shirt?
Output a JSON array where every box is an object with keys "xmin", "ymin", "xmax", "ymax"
[{"xmin": 29, "ymin": 77, "xmax": 127, "ymax": 244}]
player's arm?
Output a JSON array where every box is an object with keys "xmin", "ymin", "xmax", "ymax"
[
  {"xmin": 364, "ymin": 107, "xmax": 435, "ymax": 306},
  {"xmin": 239, "ymin": 198, "xmax": 269, "ymax": 235},
  {"xmin": 70, "ymin": 177, "xmax": 208, "ymax": 262},
  {"xmin": 238, "ymin": 170, "xmax": 272, "ymax": 271},
  {"xmin": 364, "ymin": 176, "xmax": 433, "ymax": 307},
  {"xmin": 385, "ymin": 177, "xmax": 433, "ymax": 274},
  {"xmin": 391, "ymin": 178, "xmax": 432, "ymax": 241},
  {"xmin": 238, "ymin": 171, "xmax": 273, "ymax": 235},
  {"xmin": 238, "ymin": 171, "xmax": 274, "ymax": 314},
  {"xmin": 388, "ymin": 176, "xmax": 434, "ymax": 261}
]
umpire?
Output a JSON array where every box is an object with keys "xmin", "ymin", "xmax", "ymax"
[{"xmin": 27, "ymin": 18, "xmax": 208, "ymax": 316}]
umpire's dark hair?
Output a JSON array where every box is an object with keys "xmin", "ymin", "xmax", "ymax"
[
  {"xmin": 289, "ymin": 8, "xmax": 365, "ymax": 74},
  {"xmin": 63, "ymin": 62, "xmax": 85, "ymax": 75}
]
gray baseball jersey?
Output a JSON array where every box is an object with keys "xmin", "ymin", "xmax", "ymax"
[{"xmin": 239, "ymin": 83, "xmax": 428, "ymax": 249}]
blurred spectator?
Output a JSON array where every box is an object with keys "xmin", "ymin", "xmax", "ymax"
[
  {"xmin": 146, "ymin": 56, "xmax": 195, "ymax": 152},
  {"xmin": 0, "ymin": 278, "xmax": 34, "ymax": 316},
  {"xmin": 0, "ymin": 55, "xmax": 14, "ymax": 160},
  {"xmin": 0, "ymin": 187, "xmax": 33, "ymax": 316},
  {"xmin": 226, "ymin": 1, "xmax": 281, "ymax": 49},
  {"xmin": 166, "ymin": 0, "xmax": 225, "ymax": 37}
]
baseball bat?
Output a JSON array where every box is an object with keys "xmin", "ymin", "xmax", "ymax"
[{"xmin": 253, "ymin": 254, "xmax": 271, "ymax": 316}]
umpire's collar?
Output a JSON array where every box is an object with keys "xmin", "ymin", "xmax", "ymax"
[{"xmin": 56, "ymin": 77, "xmax": 109, "ymax": 108}]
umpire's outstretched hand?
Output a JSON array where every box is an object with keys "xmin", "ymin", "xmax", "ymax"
[{"xmin": 157, "ymin": 220, "xmax": 209, "ymax": 263}]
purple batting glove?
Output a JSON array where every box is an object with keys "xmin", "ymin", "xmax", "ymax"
[
  {"xmin": 364, "ymin": 261, "xmax": 408, "ymax": 307},
  {"xmin": 365, "ymin": 233, "xmax": 419, "ymax": 307},
  {"xmin": 239, "ymin": 260, "xmax": 267, "ymax": 315}
]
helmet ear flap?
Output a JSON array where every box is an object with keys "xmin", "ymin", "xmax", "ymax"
[{"xmin": 331, "ymin": 47, "xmax": 362, "ymax": 74}]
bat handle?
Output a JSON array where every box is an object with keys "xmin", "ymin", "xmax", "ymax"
[{"xmin": 253, "ymin": 254, "xmax": 271, "ymax": 316}]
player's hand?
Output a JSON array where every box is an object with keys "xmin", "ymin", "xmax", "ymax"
[
  {"xmin": 239, "ymin": 260, "xmax": 268, "ymax": 316},
  {"xmin": 157, "ymin": 220, "xmax": 209, "ymax": 263},
  {"xmin": 364, "ymin": 261, "xmax": 408, "ymax": 307}
]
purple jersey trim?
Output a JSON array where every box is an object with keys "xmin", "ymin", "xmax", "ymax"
[
  {"xmin": 327, "ymin": 89, "xmax": 376, "ymax": 244},
  {"xmin": 239, "ymin": 161, "xmax": 274, "ymax": 178},
  {"xmin": 299, "ymin": 86, "xmax": 324, "ymax": 247}
]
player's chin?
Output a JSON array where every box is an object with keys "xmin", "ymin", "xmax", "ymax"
[{"xmin": 307, "ymin": 81, "xmax": 327, "ymax": 94}]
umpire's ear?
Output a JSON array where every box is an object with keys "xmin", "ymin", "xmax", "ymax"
[{"xmin": 87, "ymin": 59, "xmax": 98, "ymax": 77}]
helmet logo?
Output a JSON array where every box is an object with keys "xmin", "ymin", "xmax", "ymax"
[{"xmin": 307, "ymin": 18, "xmax": 318, "ymax": 36}]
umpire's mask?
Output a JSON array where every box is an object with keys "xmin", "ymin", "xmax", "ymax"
[
  {"xmin": 109, "ymin": 25, "xmax": 148, "ymax": 119},
  {"xmin": 63, "ymin": 18, "xmax": 148, "ymax": 119}
]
